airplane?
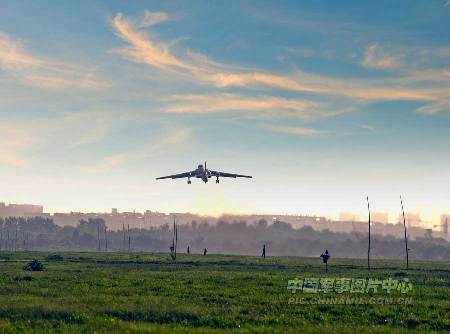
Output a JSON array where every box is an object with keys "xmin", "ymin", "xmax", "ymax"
[{"xmin": 156, "ymin": 162, "xmax": 252, "ymax": 184}]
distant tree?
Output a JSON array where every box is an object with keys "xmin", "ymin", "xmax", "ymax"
[
  {"xmin": 77, "ymin": 218, "xmax": 106, "ymax": 235},
  {"xmin": 0, "ymin": 215, "xmax": 449, "ymax": 261},
  {"xmin": 270, "ymin": 221, "xmax": 292, "ymax": 233},
  {"xmin": 191, "ymin": 220, "xmax": 198, "ymax": 230},
  {"xmin": 257, "ymin": 219, "xmax": 268, "ymax": 229},
  {"xmin": 24, "ymin": 259, "xmax": 44, "ymax": 271},
  {"xmin": 45, "ymin": 254, "xmax": 64, "ymax": 262}
]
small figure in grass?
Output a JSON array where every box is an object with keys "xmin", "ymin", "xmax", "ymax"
[
  {"xmin": 320, "ymin": 249, "xmax": 330, "ymax": 273},
  {"xmin": 261, "ymin": 244, "xmax": 266, "ymax": 259},
  {"xmin": 169, "ymin": 245, "xmax": 175, "ymax": 260},
  {"xmin": 23, "ymin": 259, "xmax": 44, "ymax": 272},
  {"xmin": 203, "ymin": 248, "xmax": 207, "ymax": 256},
  {"xmin": 187, "ymin": 245, "xmax": 190, "ymax": 255}
]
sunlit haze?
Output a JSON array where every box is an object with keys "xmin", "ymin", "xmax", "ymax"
[{"xmin": 1, "ymin": 1, "xmax": 450, "ymax": 226}]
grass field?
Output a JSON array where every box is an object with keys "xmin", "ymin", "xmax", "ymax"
[{"xmin": 0, "ymin": 252, "xmax": 448, "ymax": 333}]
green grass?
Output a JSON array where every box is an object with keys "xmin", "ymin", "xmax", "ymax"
[{"xmin": 0, "ymin": 252, "xmax": 448, "ymax": 333}]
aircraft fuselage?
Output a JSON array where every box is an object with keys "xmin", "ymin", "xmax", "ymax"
[
  {"xmin": 193, "ymin": 165, "xmax": 210, "ymax": 183},
  {"xmin": 156, "ymin": 162, "xmax": 251, "ymax": 184}
]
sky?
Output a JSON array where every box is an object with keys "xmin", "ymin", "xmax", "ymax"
[{"xmin": 0, "ymin": 1, "xmax": 449, "ymax": 225}]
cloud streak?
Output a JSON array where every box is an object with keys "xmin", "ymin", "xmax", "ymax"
[
  {"xmin": 140, "ymin": 11, "xmax": 169, "ymax": 28},
  {"xmin": 0, "ymin": 109, "xmax": 137, "ymax": 168},
  {"xmin": 361, "ymin": 44, "xmax": 403, "ymax": 70},
  {"xmin": 165, "ymin": 93, "xmax": 323, "ymax": 119},
  {"xmin": 57, "ymin": 110, "xmax": 132, "ymax": 148},
  {"xmin": 0, "ymin": 32, "xmax": 108, "ymax": 90},
  {"xmin": 0, "ymin": 122, "xmax": 36, "ymax": 168},
  {"xmin": 264, "ymin": 125, "xmax": 325, "ymax": 137},
  {"xmin": 111, "ymin": 12, "xmax": 328, "ymax": 94},
  {"xmin": 111, "ymin": 11, "xmax": 450, "ymax": 115},
  {"xmin": 111, "ymin": 13, "xmax": 196, "ymax": 74},
  {"xmin": 81, "ymin": 125, "xmax": 191, "ymax": 174}
]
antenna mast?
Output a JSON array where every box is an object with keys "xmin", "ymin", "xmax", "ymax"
[
  {"xmin": 175, "ymin": 219, "xmax": 178, "ymax": 259},
  {"xmin": 97, "ymin": 222, "xmax": 101, "ymax": 252},
  {"xmin": 366, "ymin": 196, "xmax": 371, "ymax": 271},
  {"xmin": 400, "ymin": 196, "xmax": 409, "ymax": 270},
  {"xmin": 105, "ymin": 226, "xmax": 108, "ymax": 252},
  {"xmin": 128, "ymin": 224, "xmax": 131, "ymax": 252},
  {"xmin": 122, "ymin": 222, "xmax": 125, "ymax": 251}
]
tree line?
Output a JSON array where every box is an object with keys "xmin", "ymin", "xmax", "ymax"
[{"xmin": 0, "ymin": 217, "xmax": 449, "ymax": 261}]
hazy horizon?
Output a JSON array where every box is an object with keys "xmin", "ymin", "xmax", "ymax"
[
  {"xmin": 1, "ymin": 1, "xmax": 449, "ymax": 227},
  {"xmin": 1, "ymin": 199, "xmax": 447, "ymax": 230}
]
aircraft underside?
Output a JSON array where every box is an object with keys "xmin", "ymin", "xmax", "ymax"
[
  {"xmin": 190, "ymin": 174, "xmax": 217, "ymax": 184},
  {"xmin": 157, "ymin": 162, "xmax": 251, "ymax": 184}
]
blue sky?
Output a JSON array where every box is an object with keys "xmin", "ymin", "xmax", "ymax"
[{"xmin": 0, "ymin": 1, "xmax": 449, "ymax": 225}]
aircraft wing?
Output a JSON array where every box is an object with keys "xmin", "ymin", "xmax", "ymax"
[
  {"xmin": 209, "ymin": 170, "xmax": 252, "ymax": 178},
  {"xmin": 156, "ymin": 170, "xmax": 196, "ymax": 180}
]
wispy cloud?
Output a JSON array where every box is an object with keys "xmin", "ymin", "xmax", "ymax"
[
  {"xmin": 139, "ymin": 10, "xmax": 169, "ymax": 28},
  {"xmin": 0, "ymin": 109, "xmax": 135, "ymax": 168},
  {"xmin": 416, "ymin": 99, "xmax": 450, "ymax": 114},
  {"xmin": 111, "ymin": 12, "xmax": 450, "ymax": 116},
  {"xmin": 81, "ymin": 125, "xmax": 191, "ymax": 174},
  {"xmin": 264, "ymin": 125, "xmax": 325, "ymax": 137},
  {"xmin": 0, "ymin": 122, "xmax": 36, "ymax": 168},
  {"xmin": 357, "ymin": 124, "xmax": 393, "ymax": 136},
  {"xmin": 361, "ymin": 44, "xmax": 403, "ymax": 70},
  {"xmin": 80, "ymin": 152, "xmax": 129, "ymax": 174},
  {"xmin": 284, "ymin": 47, "xmax": 316, "ymax": 57},
  {"xmin": 111, "ymin": 12, "xmax": 196, "ymax": 74},
  {"xmin": 111, "ymin": 12, "xmax": 329, "ymax": 93},
  {"xmin": 361, "ymin": 44, "xmax": 450, "ymax": 73},
  {"xmin": 57, "ymin": 110, "xmax": 132, "ymax": 148},
  {"xmin": 0, "ymin": 32, "xmax": 108, "ymax": 90},
  {"xmin": 165, "ymin": 93, "xmax": 324, "ymax": 119}
]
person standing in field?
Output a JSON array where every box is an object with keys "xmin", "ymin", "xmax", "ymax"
[
  {"xmin": 262, "ymin": 244, "xmax": 266, "ymax": 259},
  {"xmin": 187, "ymin": 245, "xmax": 190, "ymax": 255},
  {"xmin": 203, "ymin": 248, "xmax": 207, "ymax": 256},
  {"xmin": 320, "ymin": 249, "xmax": 330, "ymax": 272}
]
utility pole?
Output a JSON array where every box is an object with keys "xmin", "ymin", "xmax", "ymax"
[
  {"xmin": 97, "ymin": 222, "xmax": 101, "ymax": 252},
  {"xmin": 400, "ymin": 196, "xmax": 409, "ymax": 270},
  {"xmin": 172, "ymin": 218, "xmax": 175, "ymax": 259},
  {"xmin": 128, "ymin": 224, "xmax": 131, "ymax": 252},
  {"xmin": 175, "ymin": 217, "xmax": 178, "ymax": 259},
  {"xmin": 104, "ymin": 226, "xmax": 108, "ymax": 252},
  {"xmin": 367, "ymin": 196, "xmax": 371, "ymax": 271},
  {"xmin": 122, "ymin": 222, "xmax": 126, "ymax": 251},
  {"xmin": 170, "ymin": 215, "xmax": 178, "ymax": 260}
]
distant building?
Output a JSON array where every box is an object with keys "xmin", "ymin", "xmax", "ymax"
[
  {"xmin": 372, "ymin": 212, "xmax": 389, "ymax": 224},
  {"xmin": 218, "ymin": 214, "xmax": 328, "ymax": 228},
  {"xmin": 0, "ymin": 202, "xmax": 44, "ymax": 217},
  {"xmin": 339, "ymin": 212, "xmax": 360, "ymax": 222},
  {"xmin": 439, "ymin": 215, "xmax": 449, "ymax": 234},
  {"xmin": 1, "ymin": 201, "xmax": 448, "ymax": 241},
  {"xmin": 398, "ymin": 213, "xmax": 422, "ymax": 227}
]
